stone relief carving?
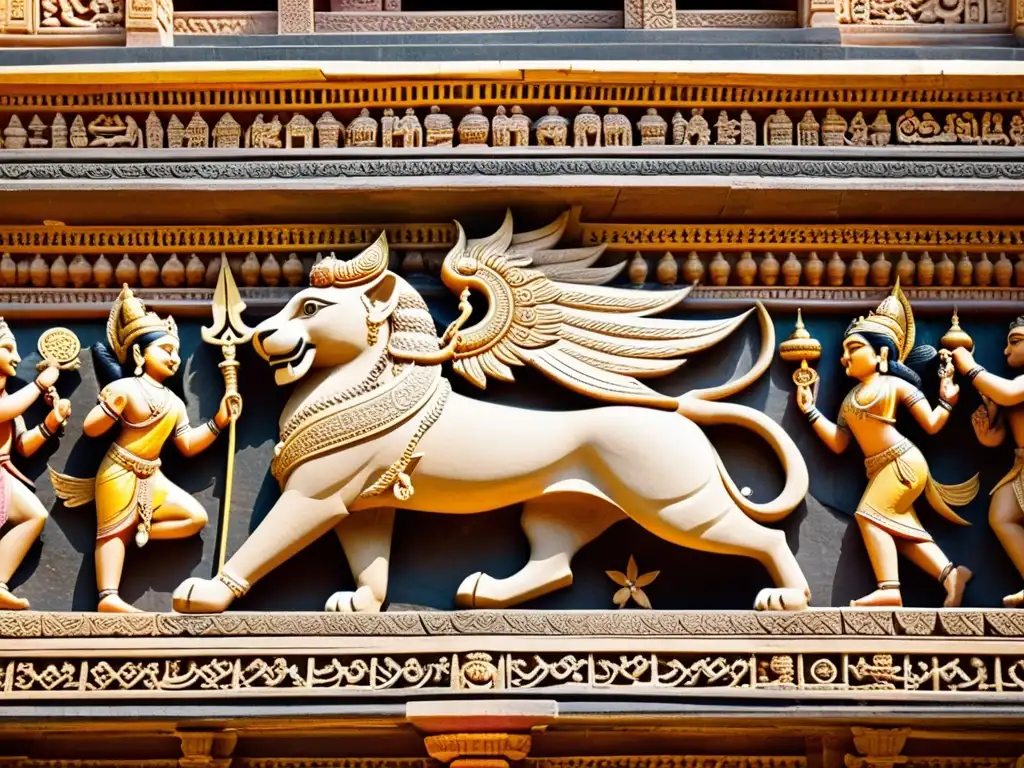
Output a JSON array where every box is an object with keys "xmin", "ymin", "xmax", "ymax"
[
  {"xmin": 47, "ymin": 288, "xmax": 237, "ymax": 612},
  {"xmin": 793, "ymin": 285, "xmax": 978, "ymax": 608},
  {"xmin": 954, "ymin": 317, "xmax": 1024, "ymax": 609},
  {"xmin": 3, "ymin": 647, "xmax": 1024, "ymax": 699},
  {"xmin": 4, "ymin": 107, "xmax": 1024, "ymax": 153},
  {"xmin": 836, "ymin": 0, "xmax": 1000, "ymax": 23},
  {"xmin": 0, "ymin": 322, "xmax": 72, "ymax": 610},
  {"xmin": 171, "ymin": 211, "xmax": 812, "ymax": 616}
]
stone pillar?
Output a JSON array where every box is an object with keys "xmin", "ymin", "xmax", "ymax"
[
  {"xmin": 125, "ymin": 0, "xmax": 173, "ymax": 46},
  {"xmin": 803, "ymin": 0, "xmax": 837, "ymax": 26},
  {"xmin": 278, "ymin": 0, "xmax": 314, "ymax": 33},
  {"xmin": 625, "ymin": 0, "xmax": 676, "ymax": 28}
]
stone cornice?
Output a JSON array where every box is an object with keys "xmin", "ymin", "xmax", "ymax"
[{"xmin": 2, "ymin": 149, "xmax": 1024, "ymax": 186}]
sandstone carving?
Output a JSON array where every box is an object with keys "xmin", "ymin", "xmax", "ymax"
[{"xmin": 172, "ymin": 211, "xmax": 811, "ymax": 615}]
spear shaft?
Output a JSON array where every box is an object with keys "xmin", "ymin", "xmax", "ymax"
[{"xmin": 201, "ymin": 260, "xmax": 253, "ymax": 573}]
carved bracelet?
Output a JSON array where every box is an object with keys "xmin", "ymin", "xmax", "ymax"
[
  {"xmin": 38, "ymin": 420, "xmax": 53, "ymax": 441},
  {"xmin": 938, "ymin": 398, "xmax": 954, "ymax": 412},
  {"xmin": 966, "ymin": 365, "xmax": 986, "ymax": 382},
  {"xmin": 34, "ymin": 379, "xmax": 49, "ymax": 394},
  {"xmin": 206, "ymin": 419, "xmax": 222, "ymax": 438},
  {"xmin": 806, "ymin": 407, "xmax": 822, "ymax": 425}
]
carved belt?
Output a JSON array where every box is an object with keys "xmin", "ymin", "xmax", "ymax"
[
  {"xmin": 992, "ymin": 447, "xmax": 1024, "ymax": 511},
  {"xmin": 272, "ymin": 365, "xmax": 442, "ymax": 486},
  {"xmin": 109, "ymin": 443, "xmax": 161, "ymax": 548},
  {"xmin": 864, "ymin": 438, "xmax": 916, "ymax": 487}
]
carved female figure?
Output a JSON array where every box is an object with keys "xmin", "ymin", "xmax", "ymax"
[
  {"xmin": 954, "ymin": 317, "xmax": 1024, "ymax": 607},
  {"xmin": 50, "ymin": 287, "xmax": 236, "ymax": 613},
  {"xmin": 0, "ymin": 321, "xmax": 70, "ymax": 610},
  {"xmin": 796, "ymin": 284, "xmax": 976, "ymax": 607}
]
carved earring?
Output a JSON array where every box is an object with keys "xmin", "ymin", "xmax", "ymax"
[
  {"xmin": 132, "ymin": 346, "xmax": 145, "ymax": 377},
  {"xmin": 878, "ymin": 347, "xmax": 889, "ymax": 374},
  {"xmin": 366, "ymin": 319, "xmax": 384, "ymax": 347}
]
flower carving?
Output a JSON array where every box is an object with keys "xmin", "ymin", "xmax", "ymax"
[{"xmin": 606, "ymin": 555, "xmax": 659, "ymax": 609}]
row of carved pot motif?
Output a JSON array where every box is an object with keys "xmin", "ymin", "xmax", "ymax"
[
  {"xmin": 624, "ymin": 250, "xmax": 1024, "ymax": 288},
  {"xmin": 5, "ymin": 107, "xmax": 1023, "ymax": 150},
  {"xmin": 9, "ymin": 250, "xmax": 1024, "ymax": 291},
  {"xmin": 0, "ymin": 252, "xmax": 308, "ymax": 288}
]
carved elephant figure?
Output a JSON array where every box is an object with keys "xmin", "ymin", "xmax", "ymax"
[
  {"xmin": 603, "ymin": 107, "xmax": 632, "ymax": 147},
  {"xmin": 574, "ymin": 106, "xmax": 601, "ymax": 147}
]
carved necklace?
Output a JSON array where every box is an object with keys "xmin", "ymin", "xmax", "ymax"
[
  {"xmin": 127, "ymin": 375, "xmax": 172, "ymax": 429},
  {"xmin": 851, "ymin": 380, "xmax": 885, "ymax": 411},
  {"xmin": 279, "ymin": 349, "xmax": 389, "ymax": 443},
  {"xmin": 271, "ymin": 364, "xmax": 443, "ymax": 485}
]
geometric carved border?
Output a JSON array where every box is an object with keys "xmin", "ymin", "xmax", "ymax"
[
  {"xmin": 4, "ymin": 156, "xmax": 1024, "ymax": 185},
  {"xmin": 0, "ymin": 609, "xmax": 1022, "ymax": 638},
  {"xmin": 2, "ymin": 646, "xmax": 1023, "ymax": 699}
]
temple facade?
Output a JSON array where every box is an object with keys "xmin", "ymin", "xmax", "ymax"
[{"xmin": 0, "ymin": 4, "xmax": 1023, "ymax": 768}]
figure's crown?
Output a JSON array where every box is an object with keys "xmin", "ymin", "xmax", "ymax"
[
  {"xmin": 846, "ymin": 279, "xmax": 915, "ymax": 362},
  {"xmin": 107, "ymin": 285, "xmax": 177, "ymax": 364}
]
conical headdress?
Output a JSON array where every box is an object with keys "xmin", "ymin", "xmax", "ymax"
[
  {"xmin": 846, "ymin": 279, "xmax": 915, "ymax": 362},
  {"xmin": 0, "ymin": 318, "xmax": 13, "ymax": 347},
  {"xmin": 107, "ymin": 285, "xmax": 178, "ymax": 364}
]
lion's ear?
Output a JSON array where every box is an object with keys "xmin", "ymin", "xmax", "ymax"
[{"xmin": 362, "ymin": 272, "xmax": 400, "ymax": 325}]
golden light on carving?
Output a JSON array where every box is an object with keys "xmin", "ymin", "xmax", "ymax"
[
  {"xmin": 606, "ymin": 555, "xmax": 659, "ymax": 609},
  {"xmin": 940, "ymin": 307, "xmax": 974, "ymax": 352},
  {"xmin": 779, "ymin": 309, "xmax": 821, "ymax": 388}
]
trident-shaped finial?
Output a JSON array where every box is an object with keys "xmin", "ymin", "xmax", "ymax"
[{"xmin": 202, "ymin": 257, "xmax": 254, "ymax": 348}]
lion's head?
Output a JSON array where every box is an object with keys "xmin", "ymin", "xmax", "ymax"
[{"xmin": 252, "ymin": 234, "xmax": 441, "ymax": 385}]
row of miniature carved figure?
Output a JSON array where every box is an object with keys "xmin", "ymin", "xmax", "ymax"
[
  {"xmin": 623, "ymin": 250, "xmax": 1024, "ymax": 288},
  {"xmin": 5, "ymin": 107, "xmax": 1024, "ymax": 150},
  {"xmin": 0, "ymin": 252, "xmax": 308, "ymax": 289}
]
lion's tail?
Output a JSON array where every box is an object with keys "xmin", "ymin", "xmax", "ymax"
[{"xmin": 675, "ymin": 303, "xmax": 810, "ymax": 524}]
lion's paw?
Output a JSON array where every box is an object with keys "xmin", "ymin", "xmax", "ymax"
[
  {"xmin": 325, "ymin": 587, "xmax": 383, "ymax": 613},
  {"xmin": 172, "ymin": 577, "xmax": 234, "ymax": 614},
  {"xmin": 455, "ymin": 572, "xmax": 483, "ymax": 609},
  {"xmin": 753, "ymin": 587, "xmax": 808, "ymax": 612}
]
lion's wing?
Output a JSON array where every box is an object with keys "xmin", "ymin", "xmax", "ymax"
[{"xmin": 440, "ymin": 210, "xmax": 750, "ymax": 409}]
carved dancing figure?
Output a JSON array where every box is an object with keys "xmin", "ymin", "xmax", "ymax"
[
  {"xmin": 796, "ymin": 283, "xmax": 977, "ymax": 608},
  {"xmin": 953, "ymin": 317, "xmax": 1024, "ymax": 607},
  {"xmin": 173, "ymin": 210, "xmax": 813, "ymax": 616},
  {"xmin": 0, "ymin": 321, "xmax": 71, "ymax": 610},
  {"xmin": 50, "ymin": 287, "xmax": 237, "ymax": 613}
]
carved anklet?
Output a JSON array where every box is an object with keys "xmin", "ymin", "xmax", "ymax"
[
  {"xmin": 939, "ymin": 563, "xmax": 955, "ymax": 585},
  {"xmin": 878, "ymin": 580, "xmax": 900, "ymax": 590},
  {"xmin": 218, "ymin": 569, "xmax": 250, "ymax": 599},
  {"xmin": 98, "ymin": 588, "xmax": 119, "ymax": 600}
]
